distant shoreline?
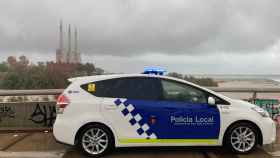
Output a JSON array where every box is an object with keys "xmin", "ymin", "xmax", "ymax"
[
  {"xmin": 191, "ymin": 74, "xmax": 280, "ymax": 87},
  {"xmin": 192, "ymin": 74, "xmax": 280, "ymax": 80}
]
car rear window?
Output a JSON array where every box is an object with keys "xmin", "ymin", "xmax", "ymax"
[{"xmin": 81, "ymin": 77, "xmax": 162, "ymax": 100}]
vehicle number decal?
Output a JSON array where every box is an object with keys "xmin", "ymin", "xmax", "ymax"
[{"xmin": 88, "ymin": 83, "xmax": 96, "ymax": 92}]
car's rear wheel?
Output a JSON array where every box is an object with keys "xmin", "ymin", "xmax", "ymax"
[
  {"xmin": 78, "ymin": 124, "xmax": 114, "ymax": 157},
  {"xmin": 225, "ymin": 122, "xmax": 258, "ymax": 154}
]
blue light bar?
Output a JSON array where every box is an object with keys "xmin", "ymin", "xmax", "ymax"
[{"xmin": 143, "ymin": 67, "xmax": 167, "ymax": 75}]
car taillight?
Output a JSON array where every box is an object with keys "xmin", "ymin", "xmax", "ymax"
[{"xmin": 56, "ymin": 94, "xmax": 70, "ymax": 113}]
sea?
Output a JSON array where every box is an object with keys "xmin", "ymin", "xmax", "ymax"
[{"xmin": 192, "ymin": 74, "xmax": 280, "ymax": 83}]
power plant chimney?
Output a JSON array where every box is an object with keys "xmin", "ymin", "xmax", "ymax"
[
  {"xmin": 56, "ymin": 22, "xmax": 81, "ymax": 64},
  {"xmin": 56, "ymin": 19, "xmax": 65, "ymax": 63},
  {"xmin": 74, "ymin": 27, "xmax": 78, "ymax": 53},
  {"xmin": 59, "ymin": 20, "xmax": 63, "ymax": 51},
  {"xmin": 68, "ymin": 24, "xmax": 71, "ymax": 53}
]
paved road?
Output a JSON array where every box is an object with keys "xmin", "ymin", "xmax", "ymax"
[
  {"xmin": 63, "ymin": 146, "xmax": 272, "ymax": 158},
  {"xmin": 0, "ymin": 132, "xmax": 277, "ymax": 158}
]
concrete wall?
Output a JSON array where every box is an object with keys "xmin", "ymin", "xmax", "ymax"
[
  {"xmin": 0, "ymin": 102, "xmax": 56, "ymax": 130},
  {"xmin": 0, "ymin": 92, "xmax": 279, "ymax": 130}
]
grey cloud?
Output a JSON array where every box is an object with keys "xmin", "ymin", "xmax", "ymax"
[{"xmin": 1, "ymin": 0, "xmax": 280, "ymax": 56}]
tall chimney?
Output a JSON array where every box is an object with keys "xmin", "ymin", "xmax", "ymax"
[
  {"xmin": 68, "ymin": 24, "xmax": 71, "ymax": 53},
  {"xmin": 59, "ymin": 20, "xmax": 63, "ymax": 50},
  {"xmin": 74, "ymin": 27, "xmax": 78, "ymax": 53}
]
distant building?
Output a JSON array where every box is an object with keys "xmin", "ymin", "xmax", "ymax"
[{"xmin": 56, "ymin": 21, "xmax": 81, "ymax": 64}]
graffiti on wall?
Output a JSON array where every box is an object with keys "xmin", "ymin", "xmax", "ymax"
[
  {"xmin": 29, "ymin": 103, "xmax": 56, "ymax": 127},
  {"xmin": 0, "ymin": 104, "xmax": 15, "ymax": 122}
]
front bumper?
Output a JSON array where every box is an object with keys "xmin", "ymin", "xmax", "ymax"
[{"xmin": 262, "ymin": 118, "xmax": 276, "ymax": 145}]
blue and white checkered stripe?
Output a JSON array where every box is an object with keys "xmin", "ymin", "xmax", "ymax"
[{"xmin": 114, "ymin": 98, "xmax": 157, "ymax": 139}]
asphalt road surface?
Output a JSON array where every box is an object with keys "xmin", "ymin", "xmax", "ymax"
[
  {"xmin": 0, "ymin": 132, "xmax": 277, "ymax": 158},
  {"xmin": 63, "ymin": 146, "xmax": 272, "ymax": 158}
]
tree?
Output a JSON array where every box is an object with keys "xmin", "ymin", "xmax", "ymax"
[
  {"xmin": 76, "ymin": 63, "xmax": 96, "ymax": 76},
  {"xmin": 83, "ymin": 63, "xmax": 96, "ymax": 75},
  {"xmin": 7, "ymin": 56, "xmax": 17, "ymax": 66},
  {"xmin": 0, "ymin": 62, "xmax": 8, "ymax": 72},
  {"xmin": 0, "ymin": 55, "xmax": 105, "ymax": 89},
  {"xmin": 95, "ymin": 67, "xmax": 104, "ymax": 75},
  {"xmin": 0, "ymin": 71, "xmax": 21, "ymax": 89},
  {"xmin": 19, "ymin": 55, "xmax": 29, "ymax": 67}
]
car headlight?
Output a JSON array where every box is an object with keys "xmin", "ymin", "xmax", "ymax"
[{"xmin": 251, "ymin": 106, "xmax": 270, "ymax": 117}]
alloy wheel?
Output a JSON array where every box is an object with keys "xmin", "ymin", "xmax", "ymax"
[
  {"xmin": 230, "ymin": 126, "xmax": 256, "ymax": 153},
  {"xmin": 82, "ymin": 128, "xmax": 109, "ymax": 155}
]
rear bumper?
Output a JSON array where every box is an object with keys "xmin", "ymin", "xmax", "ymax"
[{"xmin": 53, "ymin": 115, "xmax": 77, "ymax": 146}]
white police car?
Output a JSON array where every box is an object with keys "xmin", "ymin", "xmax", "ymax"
[{"xmin": 53, "ymin": 68, "xmax": 276, "ymax": 157}]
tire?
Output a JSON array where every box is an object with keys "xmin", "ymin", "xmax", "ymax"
[
  {"xmin": 224, "ymin": 122, "xmax": 258, "ymax": 154},
  {"xmin": 77, "ymin": 124, "xmax": 115, "ymax": 157}
]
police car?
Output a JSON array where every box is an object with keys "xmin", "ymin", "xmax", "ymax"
[{"xmin": 53, "ymin": 68, "xmax": 276, "ymax": 157}]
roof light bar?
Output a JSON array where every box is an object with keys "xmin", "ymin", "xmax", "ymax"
[{"xmin": 143, "ymin": 67, "xmax": 167, "ymax": 75}]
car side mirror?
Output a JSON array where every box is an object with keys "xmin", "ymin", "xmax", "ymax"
[{"xmin": 208, "ymin": 96, "xmax": 216, "ymax": 106}]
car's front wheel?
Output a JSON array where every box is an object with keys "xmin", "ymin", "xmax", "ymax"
[
  {"xmin": 225, "ymin": 122, "xmax": 258, "ymax": 154},
  {"xmin": 78, "ymin": 124, "xmax": 114, "ymax": 157}
]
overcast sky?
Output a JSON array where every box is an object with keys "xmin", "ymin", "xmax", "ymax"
[{"xmin": 0, "ymin": 0, "xmax": 280, "ymax": 74}]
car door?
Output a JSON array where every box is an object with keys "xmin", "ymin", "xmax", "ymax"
[
  {"xmin": 100, "ymin": 77, "xmax": 164, "ymax": 141},
  {"xmin": 157, "ymin": 79, "xmax": 221, "ymax": 141}
]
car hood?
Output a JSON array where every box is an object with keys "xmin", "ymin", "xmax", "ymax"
[{"xmin": 232, "ymin": 99, "xmax": 256, "ymax": 108}]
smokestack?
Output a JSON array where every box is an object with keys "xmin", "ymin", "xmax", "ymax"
[
  {"xmin": 68, "ymin": 24, "xmax": 71, "ymax": 53},
  {"xmin": 74, "ymin": 27, "xmax": 78, "ymax": 53},
  {"xmin": 59, "ymin": 20, "xmax": 63, "ymax": 50}
]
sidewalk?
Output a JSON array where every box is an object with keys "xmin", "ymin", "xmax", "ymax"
[
  {"xmin": 263, "ymin": 126, "xmax": 280, "ymax": 157},
  {"xmin": 0, "ymin": 131, "xmax": 67, "ymax": 158}
]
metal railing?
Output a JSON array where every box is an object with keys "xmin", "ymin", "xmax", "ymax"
[
  {"xmin": 1, "ymin": 87, "xmax": 280, "ymax": 98},
  {"xmin": 0, "ymin": 87, "xmax": 279, "ymax": 130},
  {"xmin": 209, "ymin": 87, "xmax": 280, "ymax": 100},
  {"xmin": 0, "ymin": 89, "xmax": 64, "ymax": 96}
]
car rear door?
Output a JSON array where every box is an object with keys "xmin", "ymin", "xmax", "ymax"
[{"xmin": 99, "ymin": 77, "xmax": 164, "ymax": 141}]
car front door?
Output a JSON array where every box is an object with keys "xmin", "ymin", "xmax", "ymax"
[{"xmin": 154, "ymin": 79, "xmax": 221, "ymax": 143}]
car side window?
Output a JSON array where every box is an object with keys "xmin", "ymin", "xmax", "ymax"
[
  {"xmin": 114, "ymin": 77, "xmax": 161, "ymax": 100},
  {"xmin": 81, "ymin": 77, "xmax": 161, "ymax": 100},
  {"xmin": 161, "ymin": 79, "xmax": 207, "ymax": 104}
]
